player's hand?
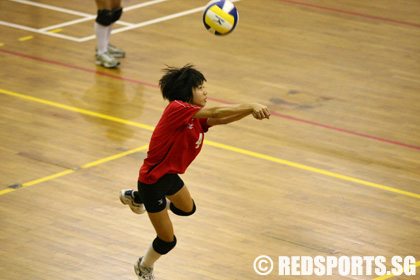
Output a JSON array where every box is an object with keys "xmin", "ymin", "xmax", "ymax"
[{"xmin": 251, "ymin": 103, "xmax": 271, "ymax": 120}]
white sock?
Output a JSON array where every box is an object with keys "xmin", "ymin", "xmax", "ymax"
[
  {"xmin": 107, "ymin": 23, "xmax": 114, "ymax": 45},
  {"xmin": 141, "ymin": 243, "xmax": 162, "ymax": 268},
  {"xmin": 95, "ymin": 22, "xmax": 109, "ymax": 55}
]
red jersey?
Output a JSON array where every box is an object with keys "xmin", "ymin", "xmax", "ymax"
[{"xmin": 139, "ymin": 100, "xmax": 210, "ymax": 184}]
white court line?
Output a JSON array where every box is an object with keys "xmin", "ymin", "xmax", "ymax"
[
  {"xmin": 123, "ymin": 0, "xmax": 169, "ymax": 11},
  {"xmin": 39, "ymin": 17, "xmax": 96, "ymax": 32},
  {"xmin": 37, "ymin": 0, "xmax": 170, "ymax": 33},
  {"xmin": 5, "ymin": 0, "xmax": 168, "ymax": 36},
  {"xmin": 39, "ymin": 18, "xmax": 134, "ymax": 33},
  {"xmin": 9, "ymin": 0, "xmax": 168, "ymax": 18},
  {"xmin": 9, "ymin": 0, "xmax": 92, "ymax": 17},
  {"xmin": 0, "ymin": 21, "xmax": 82, "ymax": 42}
]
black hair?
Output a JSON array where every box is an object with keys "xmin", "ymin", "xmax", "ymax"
[{"xmin": 159, "ymin": 64, "xmax": 207, "ymax": 103}]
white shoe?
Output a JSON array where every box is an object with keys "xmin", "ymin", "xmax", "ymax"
[
  {"xmin": 96, "ymin": 52, "xmax": 120, "ymax": 68},
  {"xmin": 134, "ymin": 257, "xmax": 155, "ymax": 280},
  {"xmin": 107, "ymin": 44, "xmax": 125, "ymax": 58},
  {"xmin": 96, "ymin": 44, "xmax": 126, "ymax": 58},
  {"xmin": 120, "ymin": 190, "xmax": 146, "ymax": 214}
]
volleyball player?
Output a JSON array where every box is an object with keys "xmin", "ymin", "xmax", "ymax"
[
  {"xmin": 120, "ymin": 65, "xmax": 270, "ymax": 279},
  {"xmin": 94, "ymin": 0, "xmax": 125, "ymax": 68}
]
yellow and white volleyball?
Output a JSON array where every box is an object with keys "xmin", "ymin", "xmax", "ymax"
[{"xmin": 202, "ymin": 0, "xmax": 239, "ymax": 36}]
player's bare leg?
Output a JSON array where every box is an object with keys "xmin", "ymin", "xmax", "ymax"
[
  {"xmin": 135, "ymin": 209, "xmax": 174, "ymax": 280},
  {"xmin": 167, "ymin": 185, "xmax": 195, "ymax": 213}
]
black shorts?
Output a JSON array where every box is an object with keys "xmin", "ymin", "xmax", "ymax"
[{"xmin": 137, "ymin": 174, "xmax": 184, "ymax": 213}]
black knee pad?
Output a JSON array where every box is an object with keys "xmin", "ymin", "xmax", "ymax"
[
  {"xmin": 96, "ymin": 9, "xmax": 113, "ymax": 26},
  {"xmin": 153, "ymin": 236, "xmax": 177, "ymax": 255},
  {"xmin": 111, "ymin": 7, "xmax": 123, "ymax": 22},
  {"xmin": 170, "ymin": 200, "xmax": 196, "ymax": 216},
  {"xmin": 96, "ymin": 7, "xmax": 123, "ymax": 26}
]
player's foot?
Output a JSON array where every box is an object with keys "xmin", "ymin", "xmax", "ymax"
[
  {"xmin": 107, "ymin": 44, "xmax": 125, "ymax": 58},
  {"xmin": 95, "ymin": 52, "xmax": 120, "ymax": 68},
  {"xmin": 134, "ymin": 257, "xmax": 155, "ymax": 280},
  {"xmin": 96, "ymin": 44, "xmax": 125, "ymax": 58},
  {"xmin": 120, "ymin": 190, "xmax": 146, "ymax": 214}
]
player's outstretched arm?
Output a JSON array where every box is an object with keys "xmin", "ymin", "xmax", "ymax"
[
  {"xmin": 193, "ymin": 103, "xmax": 270, "ymax": 119},
  {"xmin": 193, "ymin": 103, "xmax": 270, "ymax": 126},
  {"xmin": 207, "ymin": 111, "xmax": 251, "ymax": 126}
]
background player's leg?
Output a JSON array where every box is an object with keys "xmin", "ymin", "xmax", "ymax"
[
  {"xmin": 94, "ymin": 0, "xmax": 121, "ymax": 68},
  {"xmin": 95, "ymin": 0, "xmax": 120, "ymax": 10},
  {"xmin": 94, "ymin": 22, "xmax": 109, "ymax": 55}
]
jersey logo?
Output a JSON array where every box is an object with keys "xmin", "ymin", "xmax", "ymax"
[
  {"xmin": 157, "ymin": 199, "xmax": 164, "ymax": 205},
  {"xmin": 188, "ymin": 123, "xmax": 194, "ymax": 130}
]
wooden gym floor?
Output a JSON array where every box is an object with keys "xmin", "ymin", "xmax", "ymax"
[{"xmin": 0, "ymin": 0, "xmax": 419, "ymax": 279}]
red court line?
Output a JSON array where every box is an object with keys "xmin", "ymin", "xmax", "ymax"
[
  {"xmin": 277, "ymin": 0, "xmax": 420, "ymax": 28},
  {"xmin": 205, "ymin": 98, "xmax": 420, "ymax": 151},
  {"xmin": 1, "ymin": 48, "xmax": 419, "ymax": 151},
  {"xmin": 0, "ymin": 49, "xmax": 159, "ymax": 88},
  {"xmin": 272, "ymin": 113, "xmax": 420, "ymax": 150}
]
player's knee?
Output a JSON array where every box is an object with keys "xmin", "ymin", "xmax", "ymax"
[
  {"xmin": 169, "ymin": 200, "xmax": 196, "ymax": 216},
  {"xmin": 153, "ymin": 235, "xmax": 177, "ymax": 255},
  {"xmin": 96, "ymin": 7, "xmax": 123, "ymax": 26},
  {"xmin": 111, "ymin": 7, "xmax": 123, "ymax": 22}
]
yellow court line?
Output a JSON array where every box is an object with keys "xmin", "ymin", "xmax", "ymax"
[
  {"xmin": 0, "ymin": 145, "xmax": 149, "ymax": 196},
  {"xmin": 48, "ymin": 28, "xmax": 63, "ymax": 33},
  {"xmin": 1, "ymin": 88, "xmax": 419, "ymax": 200},
  {"xmin": 372, "ymin": 260, "xmax": 420, "ymax": 280},
  {"xmin": 0, "ymin": 89, "xmax": 154, "ymax": 131},
  {"xmin": 23, "ymin": 169, "xmax": 75, "ymax": 188},
  {"xmin": 0, "ymin": 43, "xmax": 4, "ymax": 47},
  {"xmin": 80, "ymin": 145, "xmax": 149, "ymax": 169},
  {"xmin": 205, "ymin": 141, "xmax": 420, "ymax": 199},
  {"xmin": 0, "ymin": 188, "xmax": 15, "ymax": 196},
  {"xmin": 18, "ymin": 36, "xmax": 34, "ymax": 41}
]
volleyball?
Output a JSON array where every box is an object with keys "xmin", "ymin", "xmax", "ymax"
[{"xmin": 202, "ymin": 0, "xmax": 239, "ymax": 36}]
